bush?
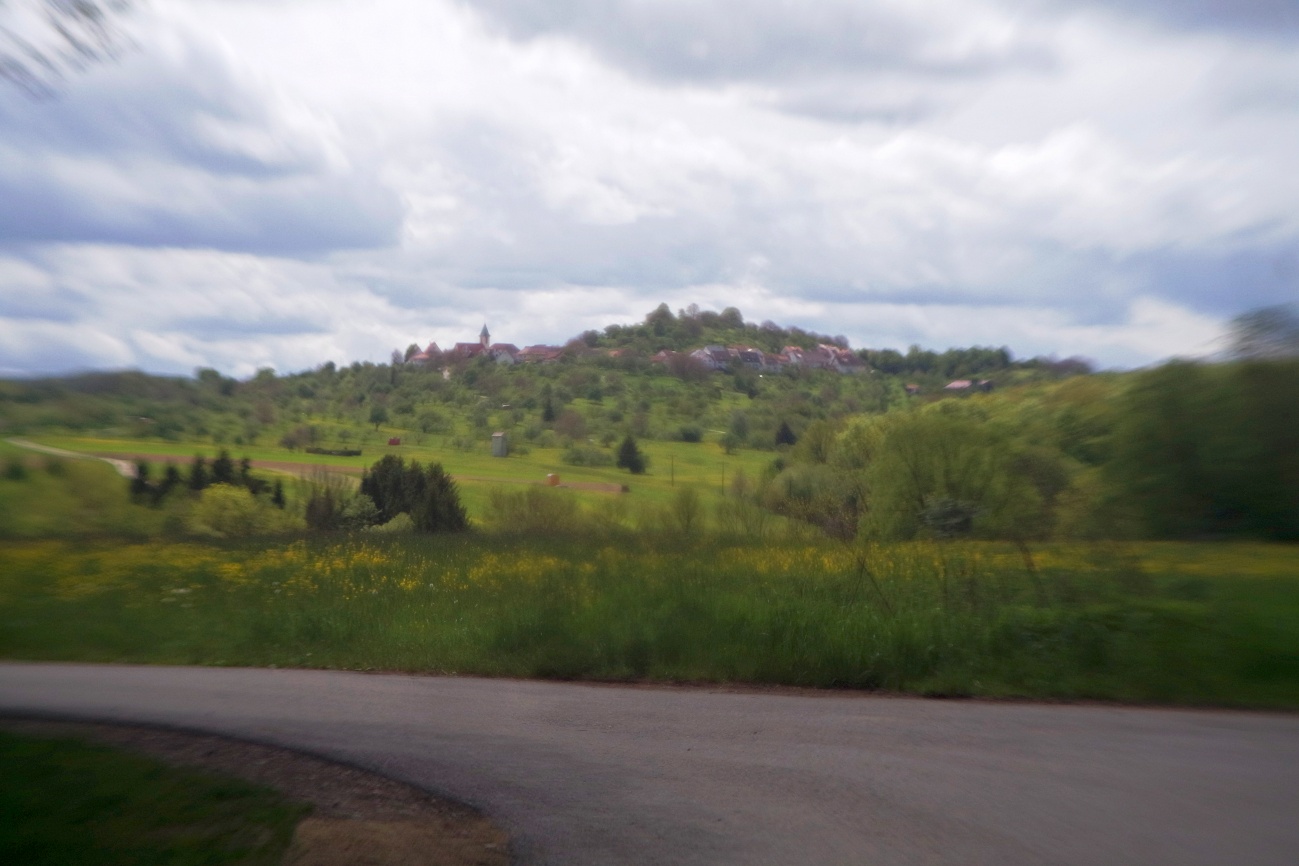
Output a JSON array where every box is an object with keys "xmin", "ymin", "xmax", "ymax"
[
  {"xmin": 4, "ymin": 458, "xmax": 28, "ymax": 482},
  {"xmin": 365, "ymin": 512, "xmax": 414, "ymax": 534},
  {"xmin": 676, "ymin": 425, "xmax": 703, "ymax": 443},
  {"xmin": 360, "ymin": 455, "xmax": 468, "ymax": 533},
  {"xmin": 188, "ymin": 484, "xmax": 298, "ymax": 538},
  {"xmin": 562, "ymin": 445, "xmax": 613, "ymax": 467},
  {"xmin": 487, "ymin": 486, "xmax": 584, "ymax": 534}
]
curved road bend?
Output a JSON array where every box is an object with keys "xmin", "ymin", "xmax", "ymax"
[{"xmin": 1, "ymin": 664, "xmax": 1296, "ymax": 866}]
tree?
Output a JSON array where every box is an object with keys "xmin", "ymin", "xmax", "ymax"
[
  {"xmin": 210, "ymin": 449, "xmax": 235, "ymax": 486},
  {"xmin": 775, "ymin": 420, "xmax": 797, "ymax": 447},
  {"xmin": 617, "ymin": 435, "xmax": 647, "ymax": 474},
  {"xmin": 187, "ymin": 455, "xmax": 208, "ymax": 492},
  {"xmin": 359, "ymin": 455, "xmax": 468, "ymax": 532},
  {"xmin": 645, "ymin": 302, "xmax": 675, "ymax": 336},
  {"xmin": 156, "ymin": 464, "xmax": 182, "ymax": 504},
  {"xmin": 1109, "ymin": 359, "xmax": 1299, "ymax": 540},
  {"xmin": 128, "ymin": 459, "xmax": 150, "ymax": 501},
  {"xmin": 369, "ymin": 405, "xmax": 389, "ymax": 430}
]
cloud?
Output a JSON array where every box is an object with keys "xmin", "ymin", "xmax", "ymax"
[
  {"xmin": 0, "ymin": 14, "xmax": 403, "ymax": 253},
  {"xmin": 464, "ymin": 0, "xmax": 1055, "ymax": 84},
  {"xmin": 1040, "ymin": 0, "xmax": 1299, "ymax": 40},
  {"xmin": 1, "ymin": 0, "xmax": 1294, "ymax": 376}
]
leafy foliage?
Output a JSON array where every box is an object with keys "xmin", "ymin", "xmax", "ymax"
[{"xmin": 360, "ymin": 455, "xmax": 468, "ymax": 533}]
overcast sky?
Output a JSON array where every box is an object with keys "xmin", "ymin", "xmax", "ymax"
[{"xmin": 2, "ymin": 0, "xmax": 1296, "ymax": 376}]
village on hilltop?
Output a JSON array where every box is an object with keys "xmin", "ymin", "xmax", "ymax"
[{"xmin": 404, "ymin": 324, "xmax": 882, "ymax": 376}]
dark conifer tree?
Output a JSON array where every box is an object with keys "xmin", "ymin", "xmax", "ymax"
[
  {"xmin": 188, "ymin": 456, "xmax": 208, "ymax": 491},
  {"xmin": 129, "ymin": 460, "xmax": 151, "ymax": 501},
  {"xmin": 211, "ymin": 449, "xmax": 235, "ymax": 486},
  {"xmin": 617, "ymin": 435, "xmax": 647, "ymax": 474}
]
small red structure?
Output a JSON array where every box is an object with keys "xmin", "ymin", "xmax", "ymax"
[{"xmin": 387, "ymin": 437, "xmax": 401, "ymax": 446}]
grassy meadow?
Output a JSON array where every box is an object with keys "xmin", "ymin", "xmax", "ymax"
[
  {"xmin": 18, "ymin": 432, "xmax": 776, "ymax": 517},
  {"xmin": 3, "ymin": 531, "xmax": 1297, "ymax": 708},
  {"xmin": 2, "ymin": 433, "xmax": 1298, "ymax": 709}
]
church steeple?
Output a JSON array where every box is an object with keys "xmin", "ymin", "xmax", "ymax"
[{"xmin": 480, "ymin": 324, "xmax": 490, "ymax": 347}]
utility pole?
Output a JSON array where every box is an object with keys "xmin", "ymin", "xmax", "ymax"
[{"xmin": 670, "ymin": 454, "xmax": 674, "ymax": 487}]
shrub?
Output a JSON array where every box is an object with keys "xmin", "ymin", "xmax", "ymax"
[
  {"xmin": 360, "ymin": 455, "xmax": 468, "ymax": 533},
  {"xmin": 669, "ymin": 487, "xmax": 703, "ymax": 536},
  {"xmin": 188, "ymin": 484, "xmax": 298, "ymax": 538},
  {"xmin": 487, "ymin": 486, "xmax": 584, "ymax": 534},
  {"xmin": 562, "ymin": 445, "xmax": 613, "ymax": 467},
  {"xmin": 2, "ymin": 458, "xmax": 27, "ymax": 482},
  {"xmin": 676, "ymin": 425, "xmax": 703, "ymax": 443}
]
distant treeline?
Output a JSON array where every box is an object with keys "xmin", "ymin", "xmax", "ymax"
[{"xmin": 762, "ymin": 357, "xmax": 1299, "ymax": 542}]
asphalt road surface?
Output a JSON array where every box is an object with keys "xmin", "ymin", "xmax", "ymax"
[{"xmin": 2, "ymin": 663, "xmax": 1296, "ymax": 866}]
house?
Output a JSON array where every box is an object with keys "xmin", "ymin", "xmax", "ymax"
[
  {"xmin": 449, "ymin": 324, "xmax": 493, "ymax": 360},
  {"xmin": 733, "ymin": 347, "xmax": 766, "ymax": 370},
  {"xmin": 822, "ymin": 345, "xmax": 866, "ymax": 374},
  {"xmin": 518, "ymin": 345, "xmax": 565, "ymax": 364},
  {"xmin": 450, "ymin": 342, "xmax": 486, "ymax": 360},
  {"xmin": 407, "ymin": 342, "xmax": 441, "ymax": 366},
  {"xmin": 690, "ymin": 345, "xmax": 734, "ymax": 370},
  {"xmin": 488, "ymin": 343, "xmax": 519, "ymax": 365}
]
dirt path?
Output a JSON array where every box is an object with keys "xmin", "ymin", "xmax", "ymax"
[{"xmin": 6, "ymin": 438, "xmax": 137, "ymax": 479}]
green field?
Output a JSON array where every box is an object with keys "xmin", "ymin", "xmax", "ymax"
[
  {"xmin": 0, "ymin": 730, "xmax": 306, "ymax": 865},
  {"xmin": 9, "ymin": 433, "xmax": 777, "ymax": 523},
  {"xmin": 3, "ymin": 421, "xmax": 1298, "ymax": 709},
  {"xmin": 3, "ymin": 533, "xmax": 1296, "ymax": 708}
]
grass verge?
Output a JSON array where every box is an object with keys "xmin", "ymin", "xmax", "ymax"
[{"xmin": 0, "ymin": 729, "xmax": 307, "ymax": 865}]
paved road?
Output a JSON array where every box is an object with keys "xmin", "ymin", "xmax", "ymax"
[{"xmin": 1, "ymin": 664, "xmax": 1296, "ymax": 866}]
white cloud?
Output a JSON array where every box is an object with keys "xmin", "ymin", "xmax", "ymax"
[
  {"xmin": 0, "ymin": 0, "xmax": 1294, "ymax": 375},
  {"xmin": 0, "ymin": 9, "xmax": 403, "ymax": 252}
]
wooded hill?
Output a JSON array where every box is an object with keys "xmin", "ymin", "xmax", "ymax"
[{"xmin": 2, "ymin": 304, "xmax": 1297, "ymax": 541}]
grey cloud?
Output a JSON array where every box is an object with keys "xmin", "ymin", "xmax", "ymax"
[
  {"xmin": 0, "ymin": 25, "xmax": 403, "ymax": 254},
  {"xmin": 767, "ymin": 82, "xmax": 942, "ymax": 124},
  {"xmin": 1124, "ymin": 242, "xmax": 1299, "ymax": 316},
  {"xmin": 464, "ymin": 0, "xmax": 1055, "ymax": 83},
  {"xmin": 1039, "ymin": 0, "xmax": 1299, "ymax": 39},
  {"xmin": 170, "ymin": 314, "xmax": 328, "ymax": 340},
  {"xmin": 386, "ymin": 116, "xmax": 1295, "ymax": 337},
  {"xmin": 0, "ymin": 284, "xmax": 81, "ymax": 321}
]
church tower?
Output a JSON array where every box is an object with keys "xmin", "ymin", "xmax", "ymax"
[{"xmin": 480, "ymin": 324, "xmax": 490, "ymax": 348}]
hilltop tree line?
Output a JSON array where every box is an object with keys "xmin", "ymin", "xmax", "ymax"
[{"xmin": 0, "ymin": 305, "xmax": 1085, "ymax": 457}]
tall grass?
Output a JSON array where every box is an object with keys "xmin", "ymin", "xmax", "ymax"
[{"xmin": 2, "ymin": 534, "xmax": 1296, "ymax": 707}]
